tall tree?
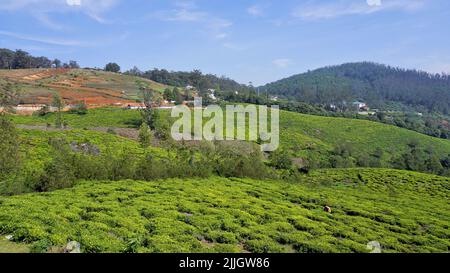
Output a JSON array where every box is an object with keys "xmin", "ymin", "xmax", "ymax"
[
  {"xmin": 52, "ymin": 93, "xmax": 64, "ymax": 128},
  {"xmin": 53, "ymin": 59, "xmax": 62, "ymax": 68},
  {"xmin": 0, "ymin": 48, "xmax": 15, "ymax": 69},
  {"xmin": 0, "ymin": 81, "xmax": 19, "ymax": 113},
  {"xmin": 141, "ymin": 89, "xmax": 160, "ymax": 130}
]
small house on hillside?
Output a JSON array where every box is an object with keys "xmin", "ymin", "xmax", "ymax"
[{"xmin": 353, "ymin": 101, "xmax": 368, "ymax": 111}]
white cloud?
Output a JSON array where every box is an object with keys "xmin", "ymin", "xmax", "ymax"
[
  {"xmin": 66, "ymin": 0, "xmax": 81, "ymax": 6},
  {"xmin": 273, "ymin": 58, "xmax": 292, "ymax": 68},
  {"xmin": 292, "ymin": 0, "xmax": 425, "ymax": 20}
]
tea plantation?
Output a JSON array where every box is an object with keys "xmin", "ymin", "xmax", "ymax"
[
  {"xmin": 0, "ymin": 169, "xmax": 448, "ymax": 253},
  {"xmin": 11, "ymin": 107, "xmax": 450, "ymax": 162}
]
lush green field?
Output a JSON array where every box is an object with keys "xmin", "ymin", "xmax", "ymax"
[
  {"xmin": 12, "ymin": 108, "xmax": 142, "ymax": 129},
  {"xmin": 11, "ymin": 107, "xmax": 450, "ymax": 164},
  {"xmin": 0, "ymin": 169, "xmax": 448, "ymax": 253},
  {"xmin": 279, "ymin": 110, "xmax": 450, "ymax": 161}
]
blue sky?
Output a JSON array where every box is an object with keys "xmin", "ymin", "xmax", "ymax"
[{"xmin": 1, "ymin": 0, "xmax": 450, "ymax": 85}]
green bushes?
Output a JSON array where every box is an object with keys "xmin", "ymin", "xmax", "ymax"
[
  {"xmin": 0, "ymin": 115, "xmax": 20, "ymax": 178},
  {"xmin": 269, "ymin": 150, "xmax": 293, "ymax": 170},
  {"xmin": 5, "ymin": 135, "xmax": 272, "ymax": 194},
  {"xmin": 1, "ymin": 170, "xmax": 447, "ymax": 253}
]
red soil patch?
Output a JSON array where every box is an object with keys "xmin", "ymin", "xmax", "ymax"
[{"xmin": 3, "ymin": 68, "xmax": 137, "ymax": 107}]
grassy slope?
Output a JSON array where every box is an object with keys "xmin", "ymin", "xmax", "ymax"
[
  {"xmin": 0, "ymin": 169, "xmax": 448, "ymax": 253},
  {"xmin": 13, "ymin": 108, "xmax": 141, "ymax": 129},
  {"xmin": 279, "ymin": 111, "xmax": 450, "ymax": 160},
  {"xmin": 16, "ymin": 128, "xmax": 166, "ymax": 170},
  {"xmin": 12, "ymin": 108, "xmax": 450, "ymax": 162}
]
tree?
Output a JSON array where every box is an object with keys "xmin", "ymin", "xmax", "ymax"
[
  {"xmin": 12, "ymin": 49, "xmax": 32, "ymax": 69},
  {"xmin": 163, "ymin": 88, "xmax": 174, "ymax": 101},
  {"xmin": 53, "ymin": 59, "xmax": 62, "ymax": 68},
  {"xmin": 52, "ymin": 93, "xmax": 64, "ymax": 128},
  {"xmin": 0, "ymin": 48, "xmax": 15, "ymax": 69},
  {"xmin": 141, "ymin": 89, "xmax": 160, "ymax": 130},
  {"xmin": 0, "ymin": 81, "xmax": 19, "ymax": 113},
  {"xmin": 125, "ymin": 66, "xmax": 143, "ymax": 76},
  {"xmin": 105, "ymin": 62, "xmax": 121, "ymax": 73},
  {"xmin": 68, "ymin": 60, "xmax": 80, "ymax": 69},
  {"xmin": 173, "ymin": 88, "xmax": 184, "ymax": 105},
  {"xmin": 138, "ymin": 123, "xmax": 152, "ymax": 148},
  {"xmin": 0, "ymin": 115, "xmax": 20, "ymax": 177},
  {"xmin": 269, "ymin": 150, "xmax": 293, "ymax": 170}
]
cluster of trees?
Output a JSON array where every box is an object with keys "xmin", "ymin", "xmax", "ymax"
[
  {"xmin": 392, "ymin": 141, "xmax": 450, "ymax": 176},
  {"xmin": 299, "ymin": 142, "xmax": 450, "ymax": 177},
  {"xmin": 125, "ymin": 68, "xmax": 254, "ymax": 96},
  {"xmin": 372, "ymin": 112, "xmax": 450, "ymax": 140},
  {"xmin": 0, "ymin": 135, "xmax": 271, "ymax": 195},
  {"xmin": 163, "ymin": 87, "xmax": 184, "ymax": 104},
  {"xmin": 104, "ymin": 62, "xmax": 121, "ymax": 73},
  {"xmin": 0, "ymin": 48, "xmax": 79, "ymax": 69},
  {"xmin": 262, "ymin": 62, "xmax": 450, "ymax": 115}
]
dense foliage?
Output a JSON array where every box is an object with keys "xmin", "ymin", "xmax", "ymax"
[
  {"xmin": 261, "ymin": 62, "xmax": 450, "ymax": 115},
  {"xmin": 104, "ymin": 63, "xmax": 121, "ymax": 73},
  {"xmin": 126, "ymin": 68, "xmax": 253, "ymax": 95},
  {"xmin": 0, "ymin": 48, "xmax": 79, "ymax": 69}
]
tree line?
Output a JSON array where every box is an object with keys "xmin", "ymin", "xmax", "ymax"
[
  {"xmin": 0, "ymin": 48, "xmax": 79, "ymax": 69},
  {"xmin": 125, "ymin": 67, "xmax": 254, "ymax": 96}
]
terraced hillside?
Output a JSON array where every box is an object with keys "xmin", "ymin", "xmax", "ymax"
[
  {"xmin": 0, "ymin": 69, "xmax": 169, "ymax": 107},
  {"xmin": 0, "ymin": 169, "xmax": 448, "ymax": 253}
]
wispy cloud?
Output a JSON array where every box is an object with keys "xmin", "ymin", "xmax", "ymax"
[
  {"xmin": 154, "ymin": 0, "xmax": 206, "ymax": 22},
  {"xmin": 273, "ymin": 58, "xmax": 292, "ymax": 68},
  {"xmin": 292, "ymin": 0, "xmax": 426, "ymax": 20},
  {"xmin": 153, "ymin": 1, "xmax": 233, "ymax": 41},
  {"xmin": 33, "ymin": 12, "xmax": 67, "ymax": 31},
  {"xmin": 0, "ymin": 0, "xmax": 119, "ymax": 24},
  {"xmin": 0, "ymin": 30, "xmax": 83, "ymax": 46}
]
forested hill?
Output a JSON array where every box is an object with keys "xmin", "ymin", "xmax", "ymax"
[{"xmin": 261, "ymin": 62, "xmax": 450, "ymax": 115}]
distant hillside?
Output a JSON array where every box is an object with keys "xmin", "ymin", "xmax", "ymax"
[
  {"xmin": 0, "ymin": 68, "xmax": 169, "ymax": 107},
  {"xmin": 261, "ymin": 62, "xmax": 450, "ymax": 115}
]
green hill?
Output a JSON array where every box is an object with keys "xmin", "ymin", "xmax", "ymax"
[
  {"xmin": 0, "ymin": 169, "xmax": 448, "ymax": 253},
  {"xmin": 10, "ymin": 107, "xmax": 450, "ymax": 174},
  {"xmin": 279, "ymin": 110, "xmax": 450, "ymax": 163},
  {"xmin": 261, "ymin": 62, "xmax": 450, "ymax": 114}
]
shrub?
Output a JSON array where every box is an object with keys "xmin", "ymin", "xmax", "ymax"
[{"xmin": 0, "ymin": 115, "xmax": 21, "ymax": 177}]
